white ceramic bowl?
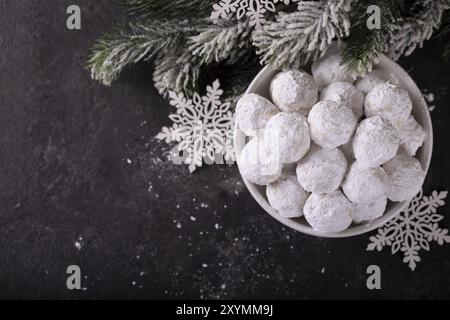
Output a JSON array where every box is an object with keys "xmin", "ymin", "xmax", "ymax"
[{"xmin": 234, "ymin": 54, "xmax": 433, "ymax": 238}]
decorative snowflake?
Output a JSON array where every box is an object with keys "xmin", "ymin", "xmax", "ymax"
[
  {"xmin": 367, "ymin": 190, "xmax": 450, "ymax": 271},
  {"xmin": 211, "ymin": 0, "xmax": 296, "ymax": 29},
  {"xmin": 156, "ymin": 80, "xmax": 235, "ymax": 173}
]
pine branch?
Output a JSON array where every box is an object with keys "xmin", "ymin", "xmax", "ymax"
[
  {"xmin": 124, "ymin": 0, "xmax": 215, "ymax": 19},
  {"xmin": 153, "ymin": 45, "xmax": 203, "ymax": 96},
  {"xmin": 253, "ymin": 0, "xmax": 353, "ymax": 69},
  {"xmin": 189, "ymin": 20, "xmax": 253, "ymax": 65},
  {"xmin": 88, "ymin": 19, "xmax": 201, "ymax": 86},
  {"xmin": 389, "ymin": 0, "xmax": 450, "ymax": 60},
  {"xmin": 342, "ymin": 0, "xmax": 405, "ymax": 74}
]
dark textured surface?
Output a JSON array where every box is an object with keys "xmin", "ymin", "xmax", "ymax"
[{"xmin": 0, "ymin": 0, "xmax": 449, "ymax": 299}]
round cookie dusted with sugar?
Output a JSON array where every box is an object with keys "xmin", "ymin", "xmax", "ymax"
[
  {"xmin": 308, "ymin": 100, "xmax": 358, "ymax": 149},
  {"xmin": 311, "ymin": 49, "xmax": 355, "ymax": 88},
  {"xmin": 352, "ymin": 116, "xmax": 400, "ymax": 168},
  {"xmin": 238, "ymin": 138, "xmax": 281, "ymax": 185},
  {"xmin": 352, "ymin": 197, "xmax": 387, "ymax": 223},
  {"xmin": 304, "ymin": 191, "xmax": 353, "ymax": 233},
  {"xmin": 267, "ymin": 173, "xmax": 309, "ymax": 218},
  {"xmin": 342, "ymin": 162, "xmax": 387, "ymax": 203},
  {"xmin": 365, "ymin": 83, "xmax": 412, "ymax": 129},
  {"xmin": 265, "ymin": 112, "xmax": 311, "ymax": 164},
  {"xmin": 236, "ymin": 93, "xmax": 278, "ymax": 136},
  {"xmin": 296, "ymin": 145, "xmax": 347, "ymax": 193},
  {"xmin": 320, "ymin": 82, "xmax": 365, "ymax": 119},
  {"xmin": 382, "ymin": 154, "xmax": 425, "ymax": 202},
  {"xmin": 355, "ymin": 69, "xmax": 387, "ymax": 94},
  {"xmin": 399, "ymin": 115, "xmax": 425, "ymax": 156},
  {"xmin": 270, "ymin": 70, "xmax": 318, "ymax": 114}
]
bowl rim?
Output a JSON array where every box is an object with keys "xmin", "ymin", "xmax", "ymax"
[{"xmin": 234, "ymin": 54, "xmax": 433, "ymax": 238}]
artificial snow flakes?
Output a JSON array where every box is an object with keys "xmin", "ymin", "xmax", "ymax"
[
  {"xmin": 156, "ymin": 80, "xmax": 234, "ymax": 173},
  {"xmin": 367, "ymin": 190, "xmax": 450, "ymax": 271},
  {"xmin": 211, "ymin": 0, "xmax": 296, "ymax": 29}
]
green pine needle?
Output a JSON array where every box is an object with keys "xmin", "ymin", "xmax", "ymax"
[{"xmin": 88, "ymin": 19, "xmax": 198, "ymax": 86}]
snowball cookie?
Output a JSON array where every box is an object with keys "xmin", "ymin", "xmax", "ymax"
[
  {"xmin": 365, "ymin": 83, "xmax": 412, "ymax": 129},
  {"xmin": 352, "ymin": 197, "xmax": 387, "ymax": 223},
  {"xmin": 382, "ymin": 154, "xmax": 425, "ymax": 202},
  {"xmin": 236, "ymin": 93, "xmax": 278, "ymax": 136},
  {"xmin": 308, "ymin": 100, "xmax": 358, "ymax": 149},
  {"xmin": 296, "ymin": 145, "xmax": 347, "ymax": 193},
  {"xmin": 320, "ymin": 82, "xmax": 365, "ymax": 119},
  {"xmin": 311, "ymin": 49, "xmax": 355, "ymax": 88},
  {"xmin": 399, "ymin": 115, "xmax": 425, "ymax": 156},
  {"xmin": 355, "ymin": 69, "xmax": 386, "ymax": 94},
  {"xmin": 238, "ymin": 138, "xmax": 281, "ymax": 185},
  {"xmin": 304, "ymin": 191, "xmax": 353, "ymax": 233},
  {"xmin": 270, "ymin": 70, "xmax": 318, "ymax": 114},
  {"xmin": 342, "ymin": 162, "xmax": 387, "ymax": 203},
  {"xmin": 265, "ymin": 112, "xmax": 310, "ymax": 163},
  {"xmin": 267, "ymin": 173, "xmax": 309, "ymax": 218},
  {"xmin": 352, "ymin": 116, "xmax": 400, "ymax": 168}
]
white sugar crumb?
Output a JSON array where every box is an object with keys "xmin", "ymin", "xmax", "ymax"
[
  {"xmin": 202, "ymin": 263, "xmax": 208, "ymax": 268},
  {"xmin": 221, "ymin": 284, "xmax": 227, "ymax": 290},
  {"xmin": 176, "ymin": 222, "xmax": 182, "ymax": 229},
  {"xmin": 321, "ymin": 268, "xmax": 326, "ymax": 274},
  {"xmin": 190, "ymin": 216, "xmax": 196, "ymax": 221},
  {"xmin": 214, "ymin": 223, "xmax": 220, "ymax": 230},
  {"xmin": 424, "ymin": 92, "xmax": 436, "ymax": 111},
  {"xmin": 126, "ymin": 158, "xmax": 132, "ymax": 164},
  {"xmin": 74, "ymin": 236, "xmax": 83, "ymax": 250}
]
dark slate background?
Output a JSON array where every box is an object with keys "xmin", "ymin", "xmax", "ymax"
[{"xmin": 0, "ymin": 0, "xmax": 449, "ymax": 299}]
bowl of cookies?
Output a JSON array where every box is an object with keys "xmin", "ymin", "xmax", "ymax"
[{"xmin": 234, "ymin": 47, "xmax": 433, "ymax": 238}]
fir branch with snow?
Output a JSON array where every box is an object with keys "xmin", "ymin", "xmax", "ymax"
[
  {"xmin": 389, "ymin": 0, "xmax": 450, "ymax": 60},
  {"xmin": 252, "ymin": 0, "xmax": 353, "ymax": 69}
]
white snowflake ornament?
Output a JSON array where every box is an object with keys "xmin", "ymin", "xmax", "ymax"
[
  {"xmin": 156, "ymin": 80, "xmax": 235, "ymax": 173},
  {"xmin": 211, "ymin": 0, "xmax": 295, "ymax": 29},
  {"xmin": 367, "ymin": 190, "xmax": 450, "ymax": 271}
]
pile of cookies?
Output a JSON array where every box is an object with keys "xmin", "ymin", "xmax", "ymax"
[{"xmin": 236, "ymin": 49, "xmax": 426, "ymax": 234}]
